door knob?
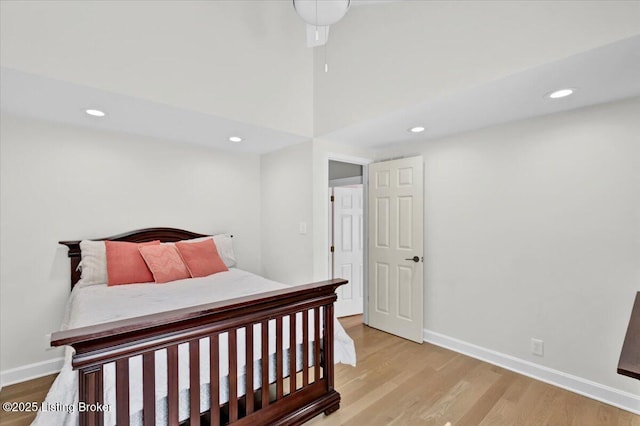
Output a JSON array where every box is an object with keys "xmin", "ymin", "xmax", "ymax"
[{"xmin": 405, "ymin": 256, "xmax": 420, "ymax": 263}]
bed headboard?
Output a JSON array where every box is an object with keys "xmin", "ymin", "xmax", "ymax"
[{"xmin": 59, "ymin": 227, "xmax": 215, "ymax": 289}]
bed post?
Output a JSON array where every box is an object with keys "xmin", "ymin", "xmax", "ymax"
[
  {"xmin": 77, "ymin": 366, "xmax": 104, "ymax": 426},
  {"xmin": 323, "ymin": 303, "xmax": 340, "ymax": 415}
]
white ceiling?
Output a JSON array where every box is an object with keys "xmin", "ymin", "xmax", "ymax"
[
  {"xmin": 0, "ymin": 68, "xmax": 308, "ymax": 154},
  {"xmin": 0, "ymin": 0, "xmax": 314, "ymax": 139},
  {"xmin": 312, "ymin": 0, "xmax": 640, "ymax": 136},
  {"xmin": 1, "ymin": 1, "xmax": 639, "ymax": 154},
  {"xmin": 320, "ymin": 35, "xmax": 640, "ymax": 149}
]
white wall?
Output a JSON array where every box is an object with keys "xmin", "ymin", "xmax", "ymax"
[
  {"xmin": 260, "ymin": 140, "xmax": 374, "ymax": 287},
  {"xmin": 260, "ymin": 142, "xmax": 315, "ymax": 285},
  {"xmin": 0, "ymin": 1, "xmax": 313, "ymax": 137},
  {"xmin": 314, "ymin": 1, "xmax": 640, "ymax": 135},
  {"xmin": 0, "ymin": 113, "xmax": 262, "ymax": 378},
  {"xmin": 376, "ymin": 97, "xmax": 640, "ymax": 396}
]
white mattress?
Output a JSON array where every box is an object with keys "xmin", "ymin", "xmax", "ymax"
[{"xmin": 33, "ymin": 269, "xmax": 356, "ymax": 425}]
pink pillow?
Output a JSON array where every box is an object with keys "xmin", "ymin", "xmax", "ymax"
[
  {"xmin": 176, "ymin": 239, "xmax": 228, "ymax": 278},
  {"xmin": 139, "ymin": 244, "xmax": 191, "ymax": 283},
  {"xmin": 106, "ymin": 240, "xmax": 160, "ymax": 286}
]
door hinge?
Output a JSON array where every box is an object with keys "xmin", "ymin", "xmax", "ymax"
[
  {"xmin": 330, "ymin": 246, "xmax": 334, "ymax": 253},
  {"xmin": 330, "ymin": 195, "xmax": 335, "ymax": 202}
]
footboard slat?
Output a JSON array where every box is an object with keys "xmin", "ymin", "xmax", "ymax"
[
  {"xmin": 142, "ymin": 353, "xmax": 155, "ymax": 426},
  {"xmin": 276, "ymin": 316, "xmax": 283, "ymax": 400},
  {"xmin": 167, "ymin": 345, "xmax": 179, "ymax": 425},
  {"xmin": 210, "ymin": 334, "xmax": 220, "ymax": 425},
  {"xmin": 261, "ymin": 320, "xmax": 269, "ymax": 407},
  {"xmin": 189, "ymin": 340, "xmax": 201, "ymax": 426},
  {"xmin": 302, "ymin": 310, "xmax": 309, "ymax": 386},
  {"xmin": 115, "ymin": 358, "xmax": 130, "ymax": 426},
  {"xmin": 229, "ymin": 329, "xmax": 238, "ymax": 422},
  {"xmin": 245, "ymin": 325, "xmax": 254, "ymax": 414},
  {"xmin": 314, "ymin": 307, "xmax": 321, "ymax": 382},
  {"xmin": 289, "ymin": 313, "xmax": 297, "ymax": 393}
]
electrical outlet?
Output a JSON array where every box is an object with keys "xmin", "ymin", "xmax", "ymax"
[{"xmin": 531, "ymin": 338, "xmax": 544, "ymax": 356}]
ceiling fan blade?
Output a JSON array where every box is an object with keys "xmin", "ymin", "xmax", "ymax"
[{"xmin": 306, "ymin": 24, "xmax": 330, "ymax": 47}]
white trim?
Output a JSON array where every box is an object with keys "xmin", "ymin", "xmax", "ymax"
[
  {"xmin": 1, "ymin": 357, "xmax": 64, "ymax": 389},
  {"xmin": 423, "ymin": 329, "xmax": 640, "ymax": 415},
  {"xmin": 361, "ymin": 164, "xmax": 369, "ymax": 325},
  {"xmin": 327, "ymin": 152, "xmax": 372, "ymax": 166}
]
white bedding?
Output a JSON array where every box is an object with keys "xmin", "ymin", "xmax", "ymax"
[{"xmin": 33, "ymin": 269, "xmax": 356, "ymax": 425}]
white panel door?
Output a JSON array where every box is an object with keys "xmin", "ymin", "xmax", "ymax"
[
  {"xmin": 333, "ymin": 186, "xmax": 364, "ymax": 317},
  {"xmin": 368, "ymin": 156, "xmax": 424, "ymax": 343}
]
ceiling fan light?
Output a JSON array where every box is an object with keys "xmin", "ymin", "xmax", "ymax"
[{"xmin": 293, "ymin": 0, "xmax": 351, "ymax": 26}]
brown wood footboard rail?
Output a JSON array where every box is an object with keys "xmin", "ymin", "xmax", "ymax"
[{"xmin": 51, "ymin": 278, "xmax": 347, "ymax": 426}]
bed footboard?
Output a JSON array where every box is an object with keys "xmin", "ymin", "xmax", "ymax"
[{"xmin": 51, "ymin": 279, "xmax": 347, "ymax": 426}]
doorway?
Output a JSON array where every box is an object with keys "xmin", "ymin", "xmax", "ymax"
[{"xmin": 329, "ymin": 160, "xmax": 364, "ymax": 318}]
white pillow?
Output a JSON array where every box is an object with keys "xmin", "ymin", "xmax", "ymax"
[
  {"xmin": 212, "ymin": 234, "xmax": 237, "ymax": 268},
  {"xmin": 78, "ymin": 240, "xmax": 107, "ymax": 285}
]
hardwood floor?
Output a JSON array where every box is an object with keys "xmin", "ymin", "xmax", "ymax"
[
  {"xmin": 0, "ymin": 315, "xmax": 637, "ymax": 425},
  {"xmin": 0, "ymin": 374, "xmax": 56, "ymax": 426},
  {"xmin": 309, "ymin": 315, "xmax": 639, "ymax": 426}
]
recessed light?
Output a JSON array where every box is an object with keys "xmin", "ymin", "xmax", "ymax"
[
  {"xmin": 85, "ymin": 109, "xmax": 106, "ymax": 117},
  {"xmin": 408, "ymin": 126, "xmax": 425, "ymax": 133},
  {"xmin": 547, "ymin": 88, "xmax": 574, "ymax": 99},
  {"xmin": 229, "ymin": 136, "xmax": 242, "ymax": 143}
]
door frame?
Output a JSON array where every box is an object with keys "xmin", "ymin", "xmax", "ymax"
[{"xmin": 326, "ymin": 153, "xmax": 372, "ymax": 324}]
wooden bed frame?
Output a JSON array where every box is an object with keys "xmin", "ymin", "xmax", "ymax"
[{"xmin": 52, "ymin": 228, "xmax": 347, "ymax": 426}]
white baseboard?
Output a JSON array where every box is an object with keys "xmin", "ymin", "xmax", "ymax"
[
  {"xmin": 423, "ymin": 329, "xmax": 640, "ymax": 415},
  {"xmin": 0, "ymin": 357, "xmax": 64, "ymax": 390}
]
